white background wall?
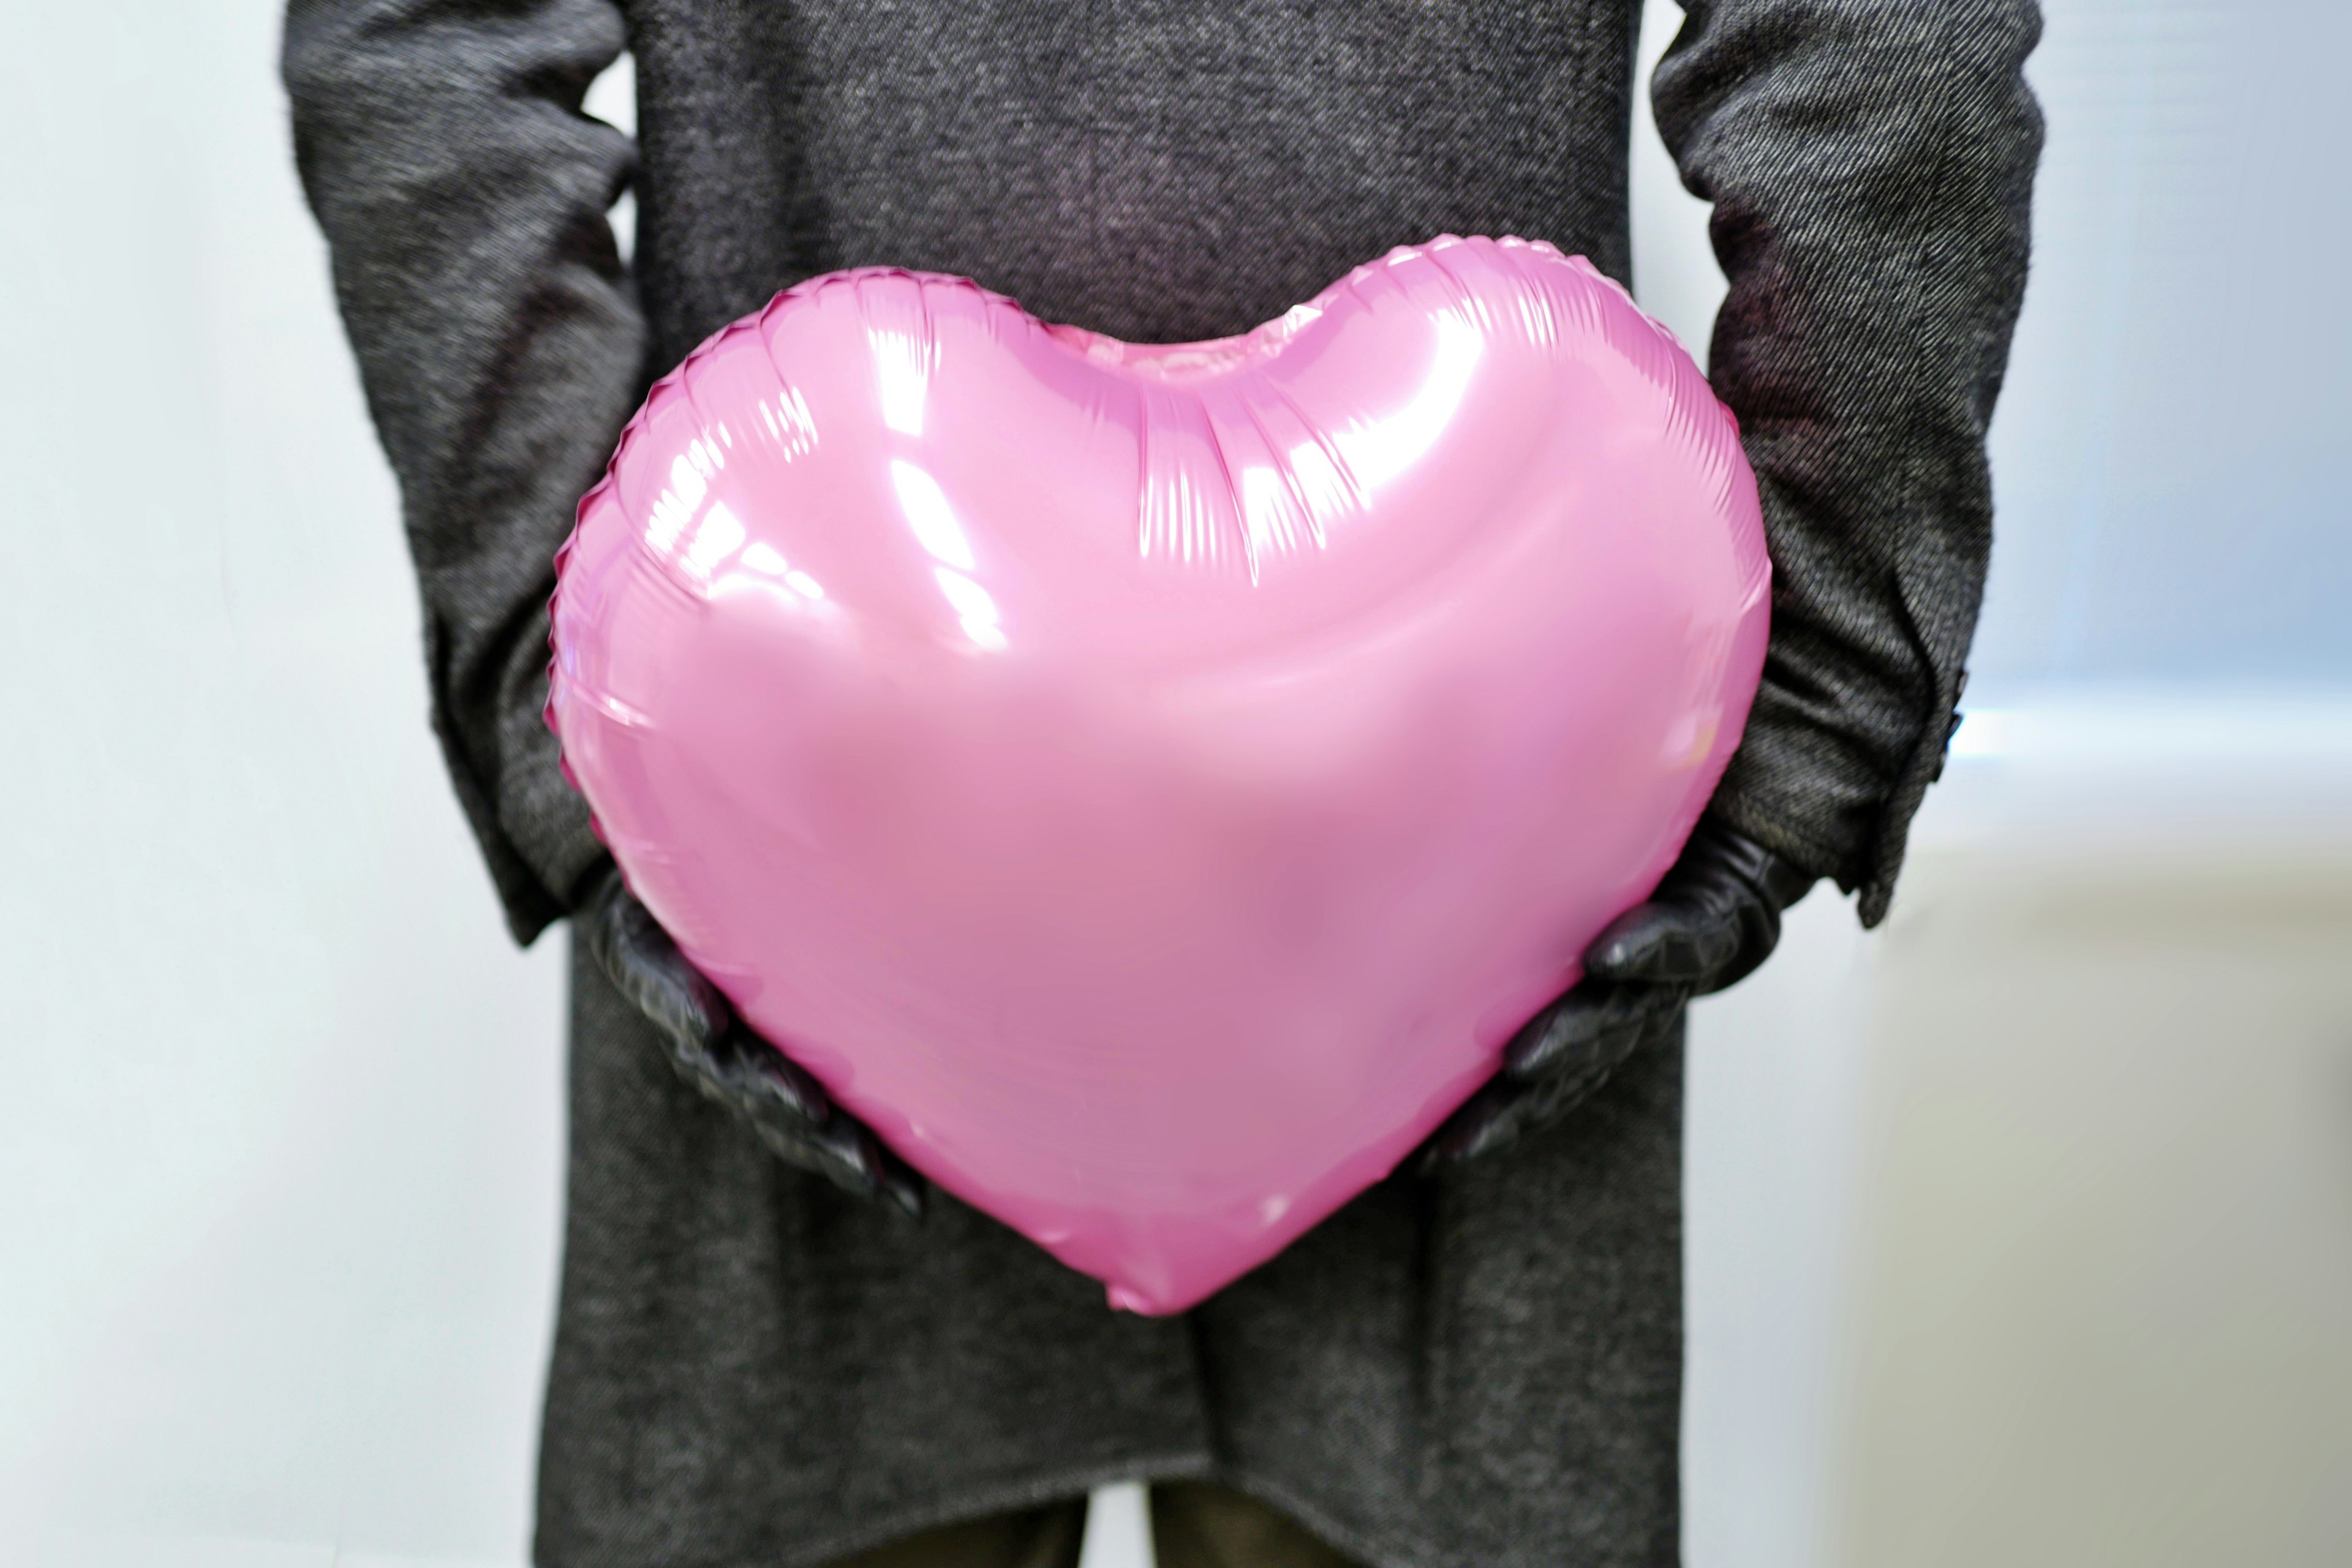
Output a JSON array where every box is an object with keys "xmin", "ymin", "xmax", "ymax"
[
  {"xmin": 1, "ymin": 4, "xmax": 568, "ymax": 1562},
  {"xmin": 2, "ymin": 4, "xmax": 2346, "ymax": 1567}
]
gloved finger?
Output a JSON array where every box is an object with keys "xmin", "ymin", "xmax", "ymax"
[
  {"xmin": 722, "ymin": 1026, "xmax": 927, "ymax": 1217},
  {"xmin": 832, "ymin": 1124, "xmax": 927, "ymax": 1218},
  {"xmin": 1422, "ymin": 986, "xmax": 1700, "ymax": 1170},
  {"xmin": 731, "ymin": 1035, "xmax": 839, "ymax": 1126},
  {"xmin": 752, "ymin": 1109, "xmax": 927, "ymax": 1216},
  {"xmin": 1582, "ymin": 898, "xmax": 1743, "ymax": 986},
  {"xmin": 1422, "ymin": 1012, "xmax": 1651, "ymax": 1170},
  {"xmin": 1504, "ymin": 979, "xmax": 1689, "ymax": 1080},
  {"xmin": 588, "ymin": 884, "xmax": 733, "ymax": 1054},
  {"xmin": 872, "ymin": 1151, "xmax": 928, "ymax": 1218},
  {"xmin": 1419, "ymin": 1074, "xmax": 1538, "ymax": 1169}
]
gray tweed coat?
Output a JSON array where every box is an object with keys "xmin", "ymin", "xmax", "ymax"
[{"xmin": 284, "ymin": 3, "xmax": 2040, "ymax": 1564}]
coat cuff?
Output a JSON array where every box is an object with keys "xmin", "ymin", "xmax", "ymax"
[{"xmin": 1705, "ymin": 669, "xmax": 1968, "ymax": 929}]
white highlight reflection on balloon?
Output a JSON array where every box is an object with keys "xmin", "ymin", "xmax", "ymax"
[
  {"xmin": 873, "ymin": 327, "xmax": 931, "ymax": 436},
  {"xmin": 729, "ymin": 538, "xmax": 827, "ymax": 606},
  {"xmin": 886, "ymin": 459, "xmax": 1009, "ymax": 648},
  {"xmin": 933, "ymin": 565, "xmax": 1008, "ymax": 649},
  {"xmin": 1331, "ymin": 311, "xmax": 1484, "ymax": 492},
  {"xmin": 760, "ymin": 386, "xmax": 820, "ymax": 459},
  {"xmin": 684, "ymin": 501, "xmax": 745, "ymax": 578},
  {"xmin": 889, "ymin": 459, "xmax": 978, "ymax": 570}
]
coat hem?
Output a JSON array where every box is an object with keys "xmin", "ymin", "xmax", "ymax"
[{"xmin": 545, "ymin": 1449, "xmax": 1215, "ymax": 1568}]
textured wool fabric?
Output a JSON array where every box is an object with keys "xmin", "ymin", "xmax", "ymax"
[{"xmin": 284, "ymin": 2, "xmax": 2041, "ymax": 1564}]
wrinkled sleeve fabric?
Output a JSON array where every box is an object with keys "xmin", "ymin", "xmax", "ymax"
[
  {"xmin": 285, "ymin": 0, "xmax": 646, "ymax": 943},
  {"xmin": 1655, "ymin": 0, "xmax": 2042, "ymax": 924}
]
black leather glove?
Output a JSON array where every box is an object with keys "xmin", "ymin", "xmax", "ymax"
[
  {"xmin": 575, "ymin": 865, "xmax": 925, "ymax": 1215},
  {"xmin": 1425, "ymin": 816, "xmax": 1817, "ymax": 1167}
]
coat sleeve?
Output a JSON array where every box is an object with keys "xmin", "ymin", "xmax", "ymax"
[
  {"xmin": 284, "ymin": 0, "xmax": 647, "ymax": 943},
  {"xmin": 1654, "ymin": 0, "xmax": 2043, "ymax": 925}
]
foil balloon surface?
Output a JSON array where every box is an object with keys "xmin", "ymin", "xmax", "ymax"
[{"xmin": 548, "ymin": 236, "xmax": 1769, "ymax": 1313}]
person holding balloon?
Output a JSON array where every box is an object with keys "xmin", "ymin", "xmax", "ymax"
[{"xmin": 287, "ymin": 3, "xmax": 2041, "ymax": 1566}]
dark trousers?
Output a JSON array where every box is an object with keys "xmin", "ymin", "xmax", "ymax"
[{"xmin": 826, "ymin": 1481, "xmax": 1366, "ymax": 1568}]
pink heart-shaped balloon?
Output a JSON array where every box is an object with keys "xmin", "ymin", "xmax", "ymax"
[{"xmin": 549, "ymin": 236, "xmax": 1767, "ymax": 1313}]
